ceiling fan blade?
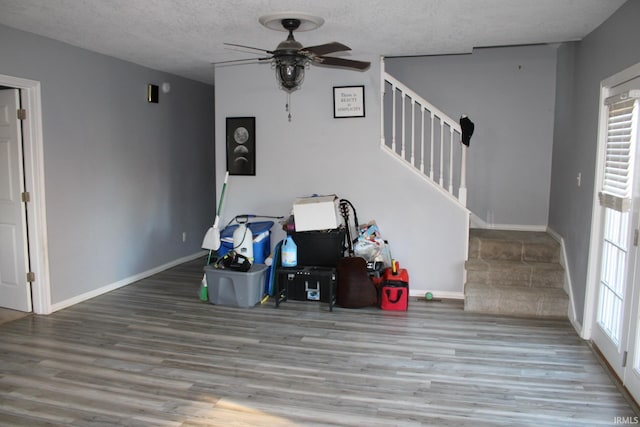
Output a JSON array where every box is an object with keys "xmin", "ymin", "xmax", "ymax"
[
  {"xmin": 212, "ymin": 57, "xmax": 272, "ymax": 66},
  {"xmin": 313, "ymin": 56, "xmax": 371, "ymax": 70},
  {"xmin": 301, "ymin": 42, "xmax": 351, "ymax": 57},
  {"xmin": 224, "ymin": 42, "xmax": 274, "ymax": 54}
]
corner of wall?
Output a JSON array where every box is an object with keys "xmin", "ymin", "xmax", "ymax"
[
  {"xmin": 546, "ymin": 226, "xmax": 583, "ymax": 337},
  {"xmin": 50, "ymin": 251, "xmax": 206, "ymax": 313}
]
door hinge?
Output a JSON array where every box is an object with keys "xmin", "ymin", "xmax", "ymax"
[
  {"xmin": 623, "ymin": 351, "xmax": 628, "ymax": 367},
  {"xmin": 26, "ymin": 271, "xmax": 35, "ymax": 283},
  {"xmin": 17, "ymin": 108, "xmax": 26, "ymax": 120},
  {"xmin": 634, "ymin": 229, "xmax": 639, "ymax": 247},
  {"xmin": 21, "ymin": 191, "xmax": 31, "ymax": 203}
]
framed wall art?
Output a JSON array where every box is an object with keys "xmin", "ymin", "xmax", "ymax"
[
  {"xmin": 226, "ymin": 117, "xmax": 256, "ymax": 176},
  {"xmin": 333, "ymin": 85, "xmax": 365, "ymax": 118}
]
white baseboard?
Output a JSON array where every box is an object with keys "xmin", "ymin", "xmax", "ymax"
[
  {"xmin": 411, "ymin": 289, "xmax": 464, "ymax": 300},
  {"xmin": 470, "ymin": 213, "xmax": 547, "ymax": 232},
  {"xmin": 50, "ymin": 251, "xmax": 206, "ymax": 313}
]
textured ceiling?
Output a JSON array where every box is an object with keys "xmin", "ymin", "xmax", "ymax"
[{"xmin": 0, "ymin": 0, "xmax": 628, "ymax": 84}]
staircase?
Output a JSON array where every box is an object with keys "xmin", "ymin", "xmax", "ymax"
[
  {"xmin": 464, "ymin": 229, "xmax": 569, "ymax": 318},
  {"xmin": 381, "ymin": 58, "xmax": 467, "ymax": 207},
  {"xmin": 381, "ymin": 60, "xmax": 568, "ymax": 315}
]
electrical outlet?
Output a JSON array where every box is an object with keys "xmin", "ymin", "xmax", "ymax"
[{"xmin": 182, "ymin": 232, "xmax": 187, "ymax": 242}]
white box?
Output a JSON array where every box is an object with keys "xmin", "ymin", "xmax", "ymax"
[{"xmin": 293, "ymin": 195, "xmax": 340, "ymax": 231}]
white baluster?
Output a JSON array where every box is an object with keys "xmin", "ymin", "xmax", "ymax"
[
  {"xmin": 420, "ymin": 107, "xmax": 425, "ymax": 173},
  {"xmin": 439, "ymin": 119, "xmax": 444, "ymax": 187},
  {"xmin": 380, "ymin": 57, "xmax": 385, "ymax": 148},
  {"xmin": 410, "ymin": 98, "xmax": 415, "ymax": 166},
  {"xmin": 401, "ymin": 93, "xmax": 406, "ymax": 158},
  {"xmin": 459, "ymin": 140, "xmax": 467, "ymax": 206},
  {"xmin": 449, "ymin": 126, "xmax": 454, "ymax": 194},
  {"xmin": 391, "ymin": 84, "xmax": 397, "ymax": 152},
  {"xmin": 429, "ymin": 111, "xmax": 434, "ymax": 180}
]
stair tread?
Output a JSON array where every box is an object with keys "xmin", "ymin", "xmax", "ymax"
[
  {"xmin": 465, "ymin": 282, "xmax": 568, "ymax": 318},
  {"xmin": 465, "ymin": 281, "xmax": 568, "ymax": 296},
  {"xmin": 468, "ymin": 228, "xmax": 560, "ymax": 263},
  {"xmin": 465, "ymin": 258, "xmax": 564, "ymax": 270},
  {"xmin": 469, "ymin": 228, "xmax": 558, "ymax": 244},
  {"xmin": 465, "ymin": 229, "xmax": 567, "ymax": 318}
]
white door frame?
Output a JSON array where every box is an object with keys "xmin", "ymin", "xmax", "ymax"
[
  {"xmin": 584, "ymin": 62, "xmax": 640, "ymax": 340},
  {"xmin": 0, "ymin": 73, "xmax": 51, "ymax": 314}
]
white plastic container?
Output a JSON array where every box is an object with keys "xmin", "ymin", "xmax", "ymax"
[
  {"xmin": 233, "ymin": 223, "xmax": 254, "ymax": 261},
  {"xmin": 281, "ymin": 235, "xmax": 298, "ymax": 267}
]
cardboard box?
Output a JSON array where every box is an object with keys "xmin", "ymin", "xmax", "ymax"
[{"xmin": 293, "ymin": 195, "xmax": 340, "ymax": 232}]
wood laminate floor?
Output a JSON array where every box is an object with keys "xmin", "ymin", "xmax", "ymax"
[
  {"xmin": 0, "ymin": 309, "xmax": 30, "ymax": 326},
  {"xmin": 0, "ymin": 258, "xmax": 638, "ymax": 426}
]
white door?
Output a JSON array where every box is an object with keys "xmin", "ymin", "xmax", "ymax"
[
  {"xmin": 0, "ymin": 88, "xmax": 31, "ymax": 312},
  {"xmin": 591, "ymin": 203, "xmax": 637, "ymax": 379},
  {"xmin": 591, "ymin": 75, "xmax": 640, "ymax": 398},
  {"xmin": 622, "ymin": 79, "xmax": 640, "ymax": 398},
  {"xmin": 624, "ymin": 246, "xmax": 640, "ymax": 400}
]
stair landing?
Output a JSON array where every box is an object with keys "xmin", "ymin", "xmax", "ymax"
[{"xmin": 464, "ymin": 229, "xmax": 569, "ymax": 318}]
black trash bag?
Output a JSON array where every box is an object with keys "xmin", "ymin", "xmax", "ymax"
[{"xmin": 460, "ymin": 115, "xmax": 475, "ymax": 146}]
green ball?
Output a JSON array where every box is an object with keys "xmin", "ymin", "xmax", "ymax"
[{"xmin": 425, "ymin": 292, "xmax": 433, "ymax": 301}]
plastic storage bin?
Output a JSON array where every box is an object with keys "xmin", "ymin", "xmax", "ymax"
[
  {"xmin": 218, "ymin": 221, "xmax": 274, "ymax": 263},
  {"xmin": 205, "ymin": 263, "xmax": 269, "ymax": 308}
]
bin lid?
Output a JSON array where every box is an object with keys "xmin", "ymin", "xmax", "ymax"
[{"xmin": 220, "ymin": 221, "xmax": 274, "ymax": 239}]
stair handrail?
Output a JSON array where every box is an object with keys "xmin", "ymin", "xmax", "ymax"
[{"xmin": 380, "ymin": 57, "xmax": 467, "ymax": 206}]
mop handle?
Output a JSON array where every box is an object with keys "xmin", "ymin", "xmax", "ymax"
[
  {"xmin": 217, "ymin": 171, "xmax": 229, "ymax": 215},
  {"xmin": 212, "ymin": 171, "xmax": 229, "ymax": 229}
]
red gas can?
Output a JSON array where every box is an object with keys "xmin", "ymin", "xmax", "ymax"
[{"xmin": 380, "ymin": 260, "xmax": 409, "ymax": 311}]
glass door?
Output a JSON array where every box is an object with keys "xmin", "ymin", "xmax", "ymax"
[{"xmin": 591, "ymin": 76, "xmax": 640, "ymax": 398}]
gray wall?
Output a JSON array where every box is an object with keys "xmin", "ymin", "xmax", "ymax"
[
  {"xmin": 0, "ymin": 24, "xmax": 215, "ymax": 305},
  {"xmin": 214, "ymin": 57, "xmax": 469, "ymax": 296},
  {"xmin": 548, "ymin": 0, "xmax": 640, "ymax": 325},
  {"xmin": 385, "ymin": 45, "xmax": 558, "ymax": 229}
]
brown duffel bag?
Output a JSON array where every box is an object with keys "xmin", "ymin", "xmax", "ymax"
[{"xmin": 336, "ymin": 257, "xmax": 377, "ymax": 308}]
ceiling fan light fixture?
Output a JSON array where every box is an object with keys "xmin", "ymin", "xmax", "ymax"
[
  {"xmin": 224, "ymin": 11, "xmax": 368, "ymax": 100},
  {"xmin": 276, "ymin": 56, "xmax": 306, "ymax": 91}
]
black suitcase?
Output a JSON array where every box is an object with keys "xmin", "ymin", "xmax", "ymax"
[{"xmin": 275, "ymin": 266, "xmax": 336, "ymax": 311}]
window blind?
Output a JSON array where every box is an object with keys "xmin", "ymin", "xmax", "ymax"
[{"xmin": 599, "ymin": 93, "xmax": 639, "ymax": 212}]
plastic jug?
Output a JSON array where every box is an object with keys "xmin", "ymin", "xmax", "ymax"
[
  {"xmin": 281, "ymin": 235, "xmax": 297, "ymax": 267},
  {"xmin": 233, "ymin": 223, "xmax": 254, "ymax": 262}
]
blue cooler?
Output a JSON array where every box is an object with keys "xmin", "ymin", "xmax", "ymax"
[{"xmin": 218, "ymin": 221, "xmax": 274, "ymax": 264}]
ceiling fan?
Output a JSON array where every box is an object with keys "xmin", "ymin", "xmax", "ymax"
[{"xmin": 219, "ymin": 14, "xmax": 371, "ymax": 93}]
